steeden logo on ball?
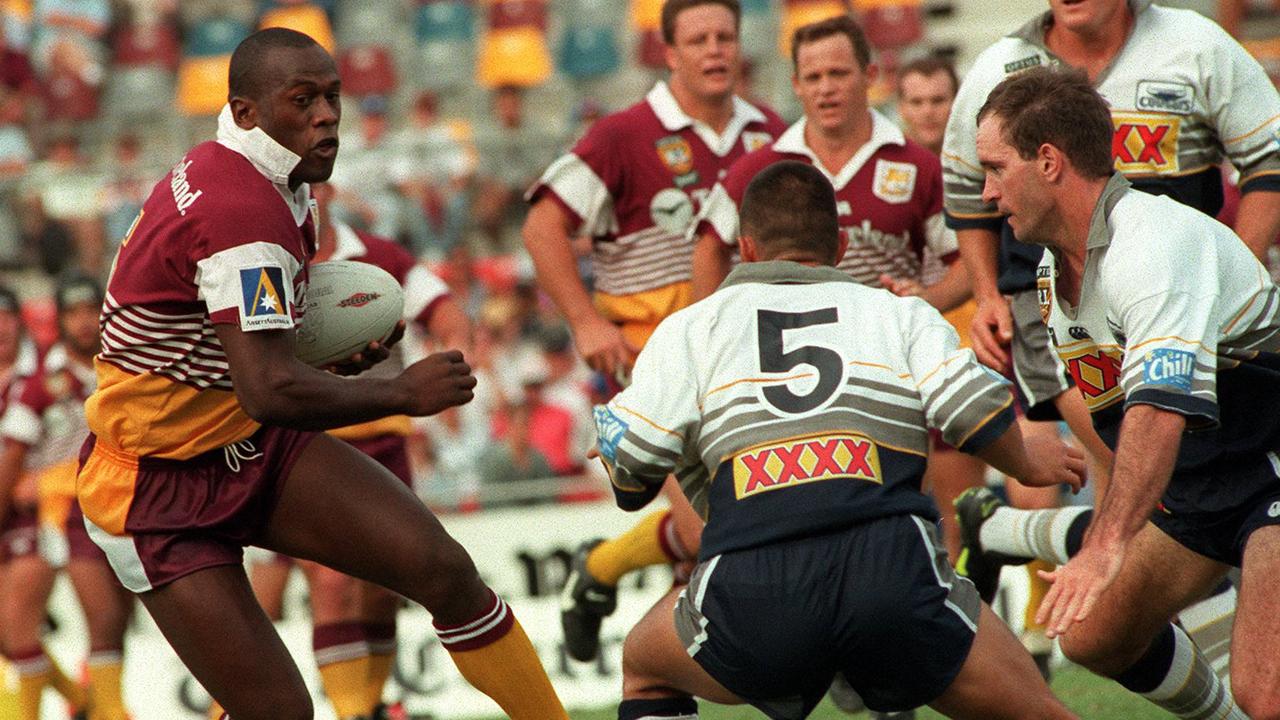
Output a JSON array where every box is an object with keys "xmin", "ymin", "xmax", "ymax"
[{"xmin": 337, "ymin": 291, "xmax": 382, "ymax": 309}]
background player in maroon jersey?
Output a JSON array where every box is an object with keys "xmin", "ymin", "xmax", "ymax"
[{"xmin": 523, "ymin": 0, "xmax": 786, "ymax": 665}]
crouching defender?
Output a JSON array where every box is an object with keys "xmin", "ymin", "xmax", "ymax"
[
  {"xmin": 75, "ymin": 28, "xmax": 566, "ymax": 720},
  {"xmin": 592, "ymin": 160, "xmax": 1082, "ymax": 720}
]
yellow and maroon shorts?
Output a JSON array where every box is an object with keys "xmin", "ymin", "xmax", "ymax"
[{"xmin": 77, "ymin": 425, "xmax": 317, "ymax": 593}]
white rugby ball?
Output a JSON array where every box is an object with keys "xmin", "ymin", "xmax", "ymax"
[{"xmin": 295, "ymin": 260, "xmax": 404, "ymax": 367}]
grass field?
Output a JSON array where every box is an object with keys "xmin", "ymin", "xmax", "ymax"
[{"xmin": 483, "ymin": 664, "xmax": 1170, "ymax": 719}]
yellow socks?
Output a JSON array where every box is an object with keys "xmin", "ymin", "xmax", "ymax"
[
  {"xmin": 87, "ymin": 651, "xmax": 128, "ymax": 720},
  {"xmin": 436, "ymin": 592, "xmax": 567, "ymax": 720},
  {"xmin": 364, "ymin": 622, "xmax": 396, "ymax": 710},
  {"xmin": 1023, "ymin": 560, "xmax": 1053, "ymax": 635},
  {"xmin": 313, "ymin": 622, "xmax": 372, "ymax": 718},
  {"xmin": 585, "ymin": 510, "xmax": 684, "ymax": 586}
]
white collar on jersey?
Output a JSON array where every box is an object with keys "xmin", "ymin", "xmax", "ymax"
[
  {"xmin": 328, "ymin": 219, "xmax": 367, "ymax": 261},
  {"xmin": 645, "ymin": 81, "xmax": 767, "ymax": 158},
  {"xmin": 215, "ymin": 104, "xmax": 312, "ymax": 227},
  {"xmin": 771, "ymin": 109, "xmax": 905, "ymax": 191}
]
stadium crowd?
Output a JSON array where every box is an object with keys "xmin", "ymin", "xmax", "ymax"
[{"xmin": 3, "ymin": 0, "xmax": 1280, "ymax": 719}]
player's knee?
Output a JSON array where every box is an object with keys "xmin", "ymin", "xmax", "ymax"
[
  {"xmin": 1058, "ymin": 629, "xmax": 1142, "ymax": 676},
  {"xmin": 620, "ymin": 627, "xmax": 656, "ymax": 696},
  {"xmin": 403, "ymin": 541, "xmax": 483, "ymax": 614}
]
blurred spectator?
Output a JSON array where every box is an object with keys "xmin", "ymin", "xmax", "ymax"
[
  {"xmin": 472, "ymin": 85, "xmax": 561, "ymax": 249},
  {"xmin": 16, "ymin": 194, "xmax": 74, "ymax": 275},
  {"xmin": 478, "ymin": 398, "xmax": 554, "ymax": 491},
  {"xmin": 21, "ymin": 134, "xmax": 104, "ymax": 276},
  {"xmin": 387, "ymin": 91, "xmax": 476, "ymax": 258},
  {"xmin": 32, "ymin": 0, "xmax": 111, "ymax": 124},
  {"xmin": 99, "ymin": 133, "xmax": 151, "ymax": 250},
  {"xmin": 330, "ymin": 95, "xmax": 401, "ymax": 237}
]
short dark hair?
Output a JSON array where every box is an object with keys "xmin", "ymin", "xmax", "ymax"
[
  {"xmin": 791, "ymin": 13, "xmax": 870, "ymax": 71},
  {"xmin": 977, "ymin": 66, "xmax": 1114, "ymax": 179},
  {"xmin": 55, "ymin": 274, "xmax": 103, "ymax": 313},
  {"xmin": 661, "ymin": 0, "xmax": 740, "ymax": 45},
  {"xmin": 740, "ymin": 161, "xmax": 840, "ymax": 264},
  {"xmin": 897, "ymin": 56, "xmax": 958, "ymax": 97},
  {"xmin": 228, "ymin": 28, "xmax": 322, "ymax": 101}
]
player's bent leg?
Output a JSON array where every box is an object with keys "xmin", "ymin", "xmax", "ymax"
[
  {"xmin": 928, "ymin": 604, "xmax": 1075, "ymax": 720},
  {"xmin": 358, "ymin": 582, "xmax": 401, "ymax": 713},
  {"xmin": 67, "ymin": 557, "xmax": 132, "ymax": 720},
  {"xmin": 248, "ymin": 554, "xmax": 293, "ymax": 622},
  {"xmin": 1004, "ymin": 437, "xmax": 1063, "ymax": 679},
  {"xmin": 1, "ymin": 555, "xmax": 86, "ymax": 719},
  {"xmin": 1056, "ymin": 523, "xmax": 1242, "ymax": 718},
  {"xmin": 302, "ymin": 561, "xmax": 373, "ymax": 719},
  {"xmin": 137, "ymin": 563, "xmax": 313, "ymax": 720},
  {"xmin": 620, "ymin": 588, "xmax": 742, "ymax": 707},
  {"xmin": 260, "ymin": 434, "xmax": 567, "ymax": 720},
  {"xmin": 1230, "ymin": 525, "xmax": 1280, "ymax": 719},
  {"xmin": 922, "ymin": 446, "xmax": 986, "ymax": 559}
]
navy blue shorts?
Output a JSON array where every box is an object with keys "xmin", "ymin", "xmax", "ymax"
[
  {"xmin": 1151, "ymin": 461, "xmax": 1280, "ymax": 566},
  {"xmin": 673, "ymin": 515, "xmax": 980, "ymax": 718}
]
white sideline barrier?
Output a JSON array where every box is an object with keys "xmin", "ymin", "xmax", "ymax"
[{"xmin": 30, "ymin": 498, "xmax": 674, "ymax": 719}]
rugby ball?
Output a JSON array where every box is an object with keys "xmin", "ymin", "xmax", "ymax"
[{"xmin": 295, "ymin": 260, "xmax": 404, "ymax": 367}]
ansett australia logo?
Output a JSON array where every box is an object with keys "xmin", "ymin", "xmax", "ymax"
[
  {"xmin": 1143, "ymin": 348, "xmax": 1196, "ymax": 392},
  {"xmin": 239, "ymin": 266, "xmax": 293, "ymax": 330},
  {"xmin": 1136, "ymin": 81, "xmax": 1194, "ymax": 115},
  {"xmin": 337, "ymin": 291, "xmax": 381, "ymax": 308},
  {"xmin": 732, "ymin": 432, "xmax": 881, "ymax": 499}
]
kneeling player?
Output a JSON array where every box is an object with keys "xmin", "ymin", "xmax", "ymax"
[{"xmin": 594, "ymin": 162, "xmax": 1081, "ymax": 720}]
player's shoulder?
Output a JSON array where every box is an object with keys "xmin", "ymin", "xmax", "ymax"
[
  {"xmin": 749, "ymin": 100, "xmax": 789, "ymax": 135},
  {"xmin": 584, "ymin": 100, "xmax": 662, "ymax": 144},
  {"xmin": 965, "ymin": 34, "xmax": 1044, "ymax": 86},
  {"xmin": 728, "ymin": 143, "xmax": 796, "ymax": 181},
  {"xmin": 167, "ymin": 141, "xmax": 276, "ymax": 218},
  {"xmin": 883, "ymin": 137, "xmax": 942, "ymax": 170},
  {"xmin": 1140, "ymin": 2, "xmax": 1226, "ymax": 37}
]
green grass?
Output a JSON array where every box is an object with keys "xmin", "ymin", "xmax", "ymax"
[{"xmin": 485, "ymin": 664, "xmax": 1168, "ymax": 719}]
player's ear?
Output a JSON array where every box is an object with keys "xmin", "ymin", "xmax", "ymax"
[
  {"xmin": 740, "ymin": 234, "xmax": 759, "ymax": 263},
  {"xmin": 230, "ymin": 96, "xmax": 259, "ymax": 131},
  {"xmin": 833, "ymin": 231, "xmax": 849, "ymax": 266},
  {"xmin": 1038, "ymin": 142, "xmax": 1061, "ymax": 182}
]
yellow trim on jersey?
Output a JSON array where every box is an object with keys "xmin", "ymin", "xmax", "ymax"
[
  {"xmin": 942, "ymin": 152, "xmax": 984, "ymax": 174},
  {"xmin": 704, "ymin": 373, "xmax": 815, "ymax": 400},
  {"xmin": 954, "ymin": 395, "xmax": 1014, "ymax": 449},
  {"xmin": 1224, "ymin": 112, "xmax": 1280, "ymax": 145},
  {"xmin": 613, "ymin": 402, "xmax": 682, "ymax": 438},
  {"xmin": 1126, "ymin": 334, "xmax": 1217, "ymax": 356}
]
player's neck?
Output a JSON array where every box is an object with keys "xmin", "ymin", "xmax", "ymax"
[
  {"xmin": 804, "ymin": 112, "xmax": 872, "ymax": 174},
  {"xmin": 668, "ymin": 79, "xmax": 735, "ymax": 134},
  {"xmin": 1045, "ymin": 9, "xmax": 1134, "ymax": 81},
  {"xmin": 1049, "ymin": 178, "xmax": 1107, "ymax": 302}
]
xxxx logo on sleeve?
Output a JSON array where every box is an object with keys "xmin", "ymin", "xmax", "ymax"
[
  {"xmin": 732, "ymin": 432, "xmax": 881, "ymax": 499},
  {"xmin": 1111, "ymin": 113, "xmax": 1180, "ymax": 174},
  {"xmin": 1058, "ymin": 345, "xmax": 1125, "ymax": 412}
]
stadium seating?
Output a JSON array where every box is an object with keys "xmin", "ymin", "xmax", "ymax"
[
  {"xmin": 337, "ymin": 44, "xmax": 397, "ymax": 99},
  {"xmin": 477, "ymin": 0, "xmax": 552, "ymax": 88},
  {"xmin": 415, "ymin": 39, "xmax": 475, "ymax": 92},
  {"xmin": 558, "ymin": 25, "xmax": 621, "ymax": 81},
  {"xmin": 177, "ymin": 17, "xmax": 249, "ymax": 117},
  {"xmin": 779, "ymin": 0, "xmax": 850, "ymax": 56},
  {"xmin": 856, "ymin": 0, "xmax": 923, "ymax": 49},
  {"xmin": 259, "ymin": 2, "xmax": 336, "ymax": 53},
  {"xmin": 111, "ymin": 18, "xmax": 180, "ymax": 70},
  {"xmin": 415, "ymin": 0, "xmax": 476, "ymax": 44}
]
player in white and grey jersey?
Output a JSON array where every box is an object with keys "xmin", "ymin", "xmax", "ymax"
[
  {"xmin": 595, "ymin": 161, "xmax": 1084, "ymax": 720},
  {"xmin": 975, "ymin": 67, "xmax": 1278, "ymax": 720}
]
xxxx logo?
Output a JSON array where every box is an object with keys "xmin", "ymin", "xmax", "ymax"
[
  {"xmin": 732, "ymin": 432, "xmax": 881, "ymax": 499},
  {"xmin": 1059, "ymin": 346, "xmax": 1125, "ymax": 411},
  {"xmin": 1111, "ymin": 113, "xmax": 1180, "ymax": 174}
]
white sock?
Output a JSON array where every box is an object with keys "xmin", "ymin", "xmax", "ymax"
[
  {"xmin": 1142, "ymin": 625, "xmax": 1244, "ymax": 719},
  {"xmin": 1177, "ymin": 584, "xmax": 1236, "ymax": 681},
  {"xmin": 977, "ymin": 506, "xmax": 1089, "ymax": 564}
]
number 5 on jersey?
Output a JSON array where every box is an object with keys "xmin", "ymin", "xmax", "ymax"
[{"xmin": 757, "ymin": 308, "xmax": 844, "ymax": 414}]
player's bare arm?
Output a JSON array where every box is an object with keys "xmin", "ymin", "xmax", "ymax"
[
  {"xmin": 971, "ymin": 418, "xmax": 1085, "ymax": 493},
  {"xmin": 956, "ymin": 226, "xmax": 1011, "ymax": 369},
  {"xmin": 216, "ymin": 324, "xmax": 475, "ymax": 430},
  {"xmin": 1037, "ymin": 405, "xmax": 1185, "ymax": 637},
  {"xmin": 522, "ymin": 198, "xmax": 637, "ymax": 375},
  {"xmin": 691, "ymin": 231, "xmax": 734, "ymax": 301},
  {"xmin": 1234, "ymin": 190, "xmax": 1280, "ymax": 261}
]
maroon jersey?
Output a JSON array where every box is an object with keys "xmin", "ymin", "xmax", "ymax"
[
  {"xmin": 528, "ymin": 81, "xmax": 785, "ymax": 297},
  {"xmin": 1, "ymin": 345, "xmax": 94, "ymax": 478},
  {"xmin": 88, "ymin": 126, "xmax": 317, "ymax": 460},
  {"xmin": 696, "ymin": 112, "xmax": 957, "ymax": 286}
]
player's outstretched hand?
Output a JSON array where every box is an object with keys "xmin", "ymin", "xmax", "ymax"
[
  {"xmin": 572, "ymin": 315, "xmax": 639, "ymax": 379},
  {"xmin": 1035, "ymin": 540, "xmax": 1125, "ymax": 638},
  {"xmin": 399, "ymin": 350, "xmax": 477, "ymax": 416},
  {"xmin": 970, "ymin": 295, "xmax": 1013, "ymax": 371},
  {"xmin": 878, "ymin": 273, "xmax": 925, "ymax": 298},
  {"xmin": 325, "ymin": 321, "xmax": 407, "ymax": 376},
  {"xmin": 1020, "ymin": 434, "xmax": 1086, "ymax": 493}
]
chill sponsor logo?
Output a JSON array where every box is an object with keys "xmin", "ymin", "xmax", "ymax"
[
  {"xmin": 169, "ymin": 159, "xmax": 203, "ymax": 215},
  {"xmin": 732, "ymin": 432, "xmax": 881, "ymax": 499},
  {"xmin": 593, "ymin": 405, "xmax": 629, "ymax": 465},
  {"xmin": 649, "ymin": 188, "xmax": 694, "ymax": 235},
  {"xmin": 872, "ymin": 160, "xmax": 917, "ymax": 204},
  {"xmin": 1058, "ymin": 344, "xmax": 1125, "ymax": 411},
  {"xmin": 1143, "ymin": 348, "xmax": 1195, "ymax": 392},
  {"xmin": 337, "ymin": 291, "xmax": 382, "ymax": 308},
  {"xmin": 1136, "ymin": 81, "xmax": 1194, "ymax": 115},
  {"xmin": 239, "ymin": 266, "xmax": 293, "ymax": 330},
  {"xmin": 1004, "ymin": 55, "xmax": 1042, "ymax": 74},
  {"xmin": 1111, "ymin": 113, "xmax": 1180, "ymax": 174},
  {"xmin": 742, "ymin": 131, "xmax": 773, "ymax": 153}
]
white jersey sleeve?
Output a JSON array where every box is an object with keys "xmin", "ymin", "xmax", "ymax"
[
  {"xmin": 402, "ymin": 264, "xmax": 450, "ymax": 323},
  {"xmin": 195, "ymin": 240, "xmax": 302, "ymax": 332},
  {"xmin": 1202, "ymin": 21, "xmax": 1280, "ymax": 188},
  {"xmin": 594, "ymin": 315, "xmax": 700, "ymax": 509}
]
